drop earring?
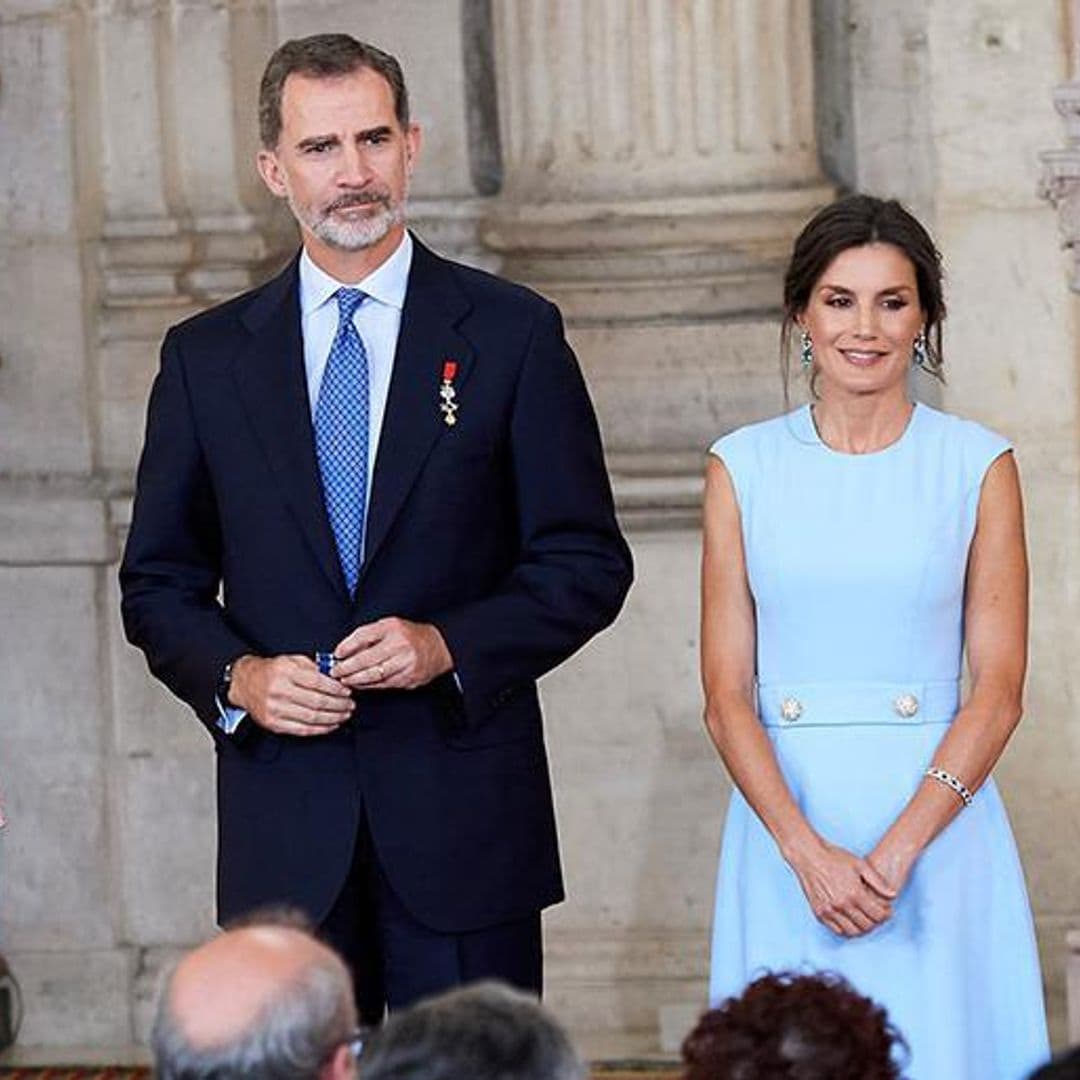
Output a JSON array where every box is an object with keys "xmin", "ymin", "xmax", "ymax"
[
  {"xmin": 912, "ymin": 331, "xmax": 929, "ymax": 370},
  {"xmin": 800, "ymin": 330, "xmax": 813, "ymax": 371}
]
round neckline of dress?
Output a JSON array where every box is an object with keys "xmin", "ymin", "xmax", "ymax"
[{"xmin": 804, "ymin": 402, "xmax": 921, "ymax": 459}]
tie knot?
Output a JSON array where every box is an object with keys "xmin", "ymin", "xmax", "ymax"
[{"xmin": 336, "ymin": 288, "xmax": 365, "ymax": 319}]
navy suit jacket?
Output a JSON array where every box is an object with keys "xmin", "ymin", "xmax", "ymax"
[{"xmin": 120, "ymin": 237, "xmax": 633, "ymax": 933}]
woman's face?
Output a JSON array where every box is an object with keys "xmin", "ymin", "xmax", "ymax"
[{"xmin": 798, "ymin": 242, "xmax": 926, "ymax": 399}]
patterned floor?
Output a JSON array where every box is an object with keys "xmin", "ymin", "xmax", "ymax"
[
  {"xmin": 0, "ymin": 1072, "xmax": 149, "ymax": 1080},
  {"xmin": 0, "ymin": 1065, "xmax": 680, "ymax": 1080}
]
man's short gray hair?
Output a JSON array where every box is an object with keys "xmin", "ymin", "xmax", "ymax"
[
  {"xmin": 152, "ymin": 943, "xmax": 355, "ymax": 1080},
  {"xmin": 358, "ymin": 981, "xmax": 587, "ymax": 1080},
  {"xmin": 258, "ymin": 34, "xmax": 409, "ymax": 148}
]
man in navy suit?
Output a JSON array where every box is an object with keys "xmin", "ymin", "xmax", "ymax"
[{"xmin": 120, "ymin": 34, "xmax": 632, "ymax": 1021}]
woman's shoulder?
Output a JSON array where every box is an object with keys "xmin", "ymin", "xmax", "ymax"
[
  {"xmin": 915, "ymin": 404, "xmax": 1013, "ymax": 481},
  {"xmin": 916, "ymin": 403, "xmax": 1010, "ymax": 447},
  {"xmin": 707, "ymin": 408, "xmax": 807, "ymax": 461}
]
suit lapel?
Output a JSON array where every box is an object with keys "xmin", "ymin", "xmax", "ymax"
[
  {"xmin": 233, "ymin": 257, "xmax": 346, "ymax": 597},
  {"xmin": 360, "ymin": 240, "xmax": 475, "ymax": 580}
]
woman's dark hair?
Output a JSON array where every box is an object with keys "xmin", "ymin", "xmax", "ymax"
[
  {"xmin": 780, "ymin": 195, "xmax": 946, "ymax": 396},
  {"xmin": 682, "ymin": 971, "xmax": 906, "ymax": 1080}
]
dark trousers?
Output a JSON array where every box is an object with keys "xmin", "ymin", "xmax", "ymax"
[{"xmin": 319, "ymin": 811, "xmax": 543, "ymax": 1023}]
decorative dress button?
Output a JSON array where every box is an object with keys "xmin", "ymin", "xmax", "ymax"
[
  {"xmin": 894, "ymin": 693, "xmax": 920, "ymax": 718},
  {"xmin": 780, "ymin": 697, "xmax": 803, "ymax": 722}
]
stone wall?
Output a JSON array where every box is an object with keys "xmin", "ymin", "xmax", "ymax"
[{"xmin": 0, "ymin": 0, "xmax": 1077, "ymax": 1057}]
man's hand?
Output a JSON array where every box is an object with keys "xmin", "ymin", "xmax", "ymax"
[
  {"xmin": 332, "ymin": 618, "xmax": 453, "ymax": 691},
  {"xmin": 229, "ymin": 654, "xmax": 354, "ymax": 736}
]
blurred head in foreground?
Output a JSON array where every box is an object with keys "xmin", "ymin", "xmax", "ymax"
[
  {"xmin": 152, "ymin": 909, "xmax": 359, "ymax": 1080},
  {"xmin": 682, "ymin": 971, "xmax": 905, "ymax": 1080},
  {"xmin": 358, "ymin": 980, "xmax": 587, "ymax": 1080}
]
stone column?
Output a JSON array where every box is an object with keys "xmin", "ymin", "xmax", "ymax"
[
  {"xmin": 95, "ymin": 0, "xmax": 280, "ymax": 480},
  {"xmin": 95, "ymin": 0, "xmax": 275, "ymax": 310},
  {"xmin": 483, "ymin": 0, "xmax": 832, "ymax": 486},
  {"xmin": 482, "ymin": 0, "xmax": 831, "ymax": 1053},
  {"xmin": 485, "ymin": 0, "xmax": 831, "ymax": 323}
]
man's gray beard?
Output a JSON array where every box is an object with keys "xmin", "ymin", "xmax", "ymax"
[{"xmin": 295, "ymin": 196, "xmax": 406, "ymax": 252}]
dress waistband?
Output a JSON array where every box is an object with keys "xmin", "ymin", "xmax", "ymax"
[{"xmin": 758, "ymin": 680, "xmax": 960, "ymax": 728}]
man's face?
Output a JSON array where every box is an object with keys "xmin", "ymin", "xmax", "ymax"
[{"xmin": 258, "ymin": 67, "xmax": 420, "ymax": 256}]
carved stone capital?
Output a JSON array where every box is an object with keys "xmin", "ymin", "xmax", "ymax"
[
  {"xmin": 483, "ymin": 184, "xmax": 834, "ymax": 324},
  {"xmin": 1039, "ymin": 82, "xmax": 1080, "ymax": 290}
]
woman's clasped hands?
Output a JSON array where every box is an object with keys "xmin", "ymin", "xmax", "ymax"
[{"xmin": 784, "ymin": 835, "xmax": 900, "ymax": 938}]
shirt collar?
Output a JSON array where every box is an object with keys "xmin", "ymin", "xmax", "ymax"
[{"xmin": 299, "ymin": 231, "xmax": 413, "ymax": 316}]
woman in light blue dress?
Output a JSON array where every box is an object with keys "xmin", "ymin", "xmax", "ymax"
[{"xmin": 701, "ymin": 195, "xmax": 1049, "ymax": 1079}]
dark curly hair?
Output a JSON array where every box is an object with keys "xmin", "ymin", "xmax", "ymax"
[{"xmin": 682, "ymin": 972, "xmax": 906, "ymax": 1080}]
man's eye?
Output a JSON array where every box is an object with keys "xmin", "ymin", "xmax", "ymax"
[
  {"xmin": 305, "ymin": 142, "xmax": 333, "ymax": 154},
  {"xmin": 364, "ymin": 133, "xmax": 389, "ymax": 146}
]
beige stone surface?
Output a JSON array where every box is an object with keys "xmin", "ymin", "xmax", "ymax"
[
  {"xmin": 570, "ymin": 320, "xmax": 787, "ymax": 456},
  {"xmin": 2, "ymin": 950, "xmax": 132, "ymax": 1047},
  {"xmin": 130, "ymin": 946, "xmax": 186, "ymax": 1047},
  {"xmin": 114, "ymin": 753, "xmax": 216, "ymax": 946},
  {"xmin": 545, "ymin": 532, "xmax": 721, "ymax": 934},
  {"xmin": 0, "ymin": 569, "xmax": 113, "ymax": 950},
  {"xmin": 0, "ymin": 241, "xmax": 93, "ymax": 474},
  {"xmin": 106, "ymin": 564, "xmax": 218, "ymax": 759},
  {"xmin": 95, "ymin": 6, "xmax": 171, "ymax": 227},
  {"xmin": 0, "ymin": 496, "xmax": 112, "ymax": 565},
  {"xmin": 0, "ymin": 13, "xmax": 77, "ymax": 236},
  {"xmin": 542, "ymin": 531, "xmax": 716, "ymax": 1046},
  {"xmin": 929, "ymin": 3, "xmax": 1066, "ymax": 207}
]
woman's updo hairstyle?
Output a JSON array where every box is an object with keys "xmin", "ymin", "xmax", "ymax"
[{"xmin": 781, "ymin": 194, "xmax": 946, "ymax": 390}]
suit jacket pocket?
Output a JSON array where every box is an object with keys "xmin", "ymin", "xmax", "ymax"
[
  {"xmin": 215, "ymin": 724, "xmax": 284, "ymax": 763},
  {"xmin": 442, "ymin": 686, "xmax": 542, "ymax": 750}
]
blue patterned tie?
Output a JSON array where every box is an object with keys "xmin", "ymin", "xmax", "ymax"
[{"xmin": 314, "ymin": 288, "xmax": 369, "ymax": 595}]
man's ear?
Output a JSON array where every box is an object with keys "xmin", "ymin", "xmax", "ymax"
[
  {"xmin": 256, "ymin": 149, "xmax": 288, "ymax": 199},
  {"xmin": 404, "ymin": 123, "xmax": 422, "ymax": 179},
  {"xmin": 319, "ymin": 1042, "xmax": 356, "ymax": 1080}
]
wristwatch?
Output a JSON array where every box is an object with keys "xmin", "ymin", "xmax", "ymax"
[{"xmin": 216, "ymin": 659, "xmax": 237, "ymax": 707}]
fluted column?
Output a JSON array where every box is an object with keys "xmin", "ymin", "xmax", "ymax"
[
  {"xmin": 93, "ymin": 0, "xmax": 280, "ymax": 479},
  {"xmin": 95, "ymin": 0, "xmax": 279, "ymax": 322},
  {"xmin": 484, "ymin": 0, "xmax": 832, "ymax": 322}
]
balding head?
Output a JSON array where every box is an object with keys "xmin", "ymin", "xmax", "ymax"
[{"xmin": 152, "ymin": 920, "xmax": 358, "ymax": 1080}]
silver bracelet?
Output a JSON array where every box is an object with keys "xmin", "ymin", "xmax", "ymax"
[{"xmin": 925, "ymin": 766, "xmax": 974, "ymax": 807}]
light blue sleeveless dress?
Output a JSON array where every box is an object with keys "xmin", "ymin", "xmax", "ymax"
[{"xmin": 707, "ymin": 403, "xmax": 1049, "ymax": 1080}]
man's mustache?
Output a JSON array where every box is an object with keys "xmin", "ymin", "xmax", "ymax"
[{"xmin": 324, "ymin": 192, "xmax": 391, "ymax": 213}]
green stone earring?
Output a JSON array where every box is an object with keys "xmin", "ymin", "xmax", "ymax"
[{"xmin": 912, "ymin": 331, "xmax": 930, "ymax": 370}]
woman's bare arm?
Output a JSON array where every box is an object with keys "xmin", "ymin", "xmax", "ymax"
[
  {"xmin": 868, "ymin": 452, "xmax": 1028, "ymax": 892},
  {"xmin": 702, "ymin": 456, "xmax": 894, "ymax": 936}
]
